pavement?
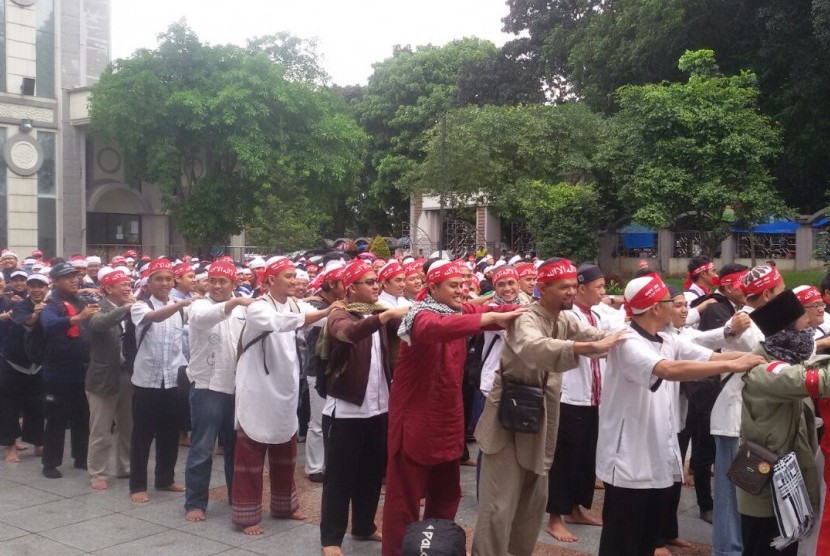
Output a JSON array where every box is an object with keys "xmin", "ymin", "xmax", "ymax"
[{"xmin": 0, "ymin": 440, "xmax": 715, "ymax": 555}]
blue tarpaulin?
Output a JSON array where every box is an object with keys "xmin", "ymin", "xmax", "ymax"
[
  {"xmin": 731, "ymin": 220, "xmax": 799, "ymax": 234},
  {"xmin": 620, "ymin": 224, "xmax": 656, "ymax": 249}
]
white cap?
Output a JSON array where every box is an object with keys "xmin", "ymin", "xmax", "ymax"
[
  {"xmin": 86, "ymin": 256, "xmax": 102, "ymax": 265},
  {"xmin": 10, "ymin": 270, "xmax": 28, "ymax": 279},
  {"xmin": 295, "ymin": 269, "xmax": 309, "ymax": 281},
  {"xmin": 493, "ymin": 259, "xmax": 507, "ymax": 269},
  {"xmin": 402, "ymin": 256, "xmax": 415, "ymax": 264},
  {"xmin": 70, "ymin": 258, "xmax": 88, "ymax": 269},
  {"xmin": 195, "ymin": 272, "xmax": 207, "ymax": 281},
  {"xmin": 508, "ymin": 255, "xmax": 522, "ymax": 265},
  {"xmin": 115, "ymin": 266, "xmax": 130, "ymax": 276},
  {"xmin": 26, "ymin": 273, "xmax": 49, "ymax": 284},
  {"xmin": 23, "ymin": 258, "xmax": 36, "ymax": 265},
  {"xmin": 31, "ymin": 262, "xmax": 45, "ymax": 273},
  {"xmin": 249, "ymin": 257, "xmax": 266, "ymax": 269},
  {"xmin": 98, "ymin": 266, "xmax": 115, "ymax": 282},
  {"xmin": 125, "ymin": 257, "xmax": 135, "ymax": 263},
  {"xmin": 1, "ymin": 249, "xmax": 18, "ymax": 259}
]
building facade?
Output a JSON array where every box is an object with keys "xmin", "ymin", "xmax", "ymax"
[{"xmin": 0, "ymin": 0, "xmax": 174, "ymax": 261}]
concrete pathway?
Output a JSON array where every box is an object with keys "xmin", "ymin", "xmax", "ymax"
[{"xmin": 0, "ymin": 441, "xmax": 714, "ymax": 555}]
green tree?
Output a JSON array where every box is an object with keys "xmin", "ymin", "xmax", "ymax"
[
  {"xmin": 605, "ymin": 50, "xmax": 785, "ymax": 255},
  {"xmin": 89, "ymin": 22, "xmax": 366, "ymax": 253},
  {"xmin": 368, "ymin": 235, "xmax": 392, "ymax": 259},
  {"xmin": 519, "ymin": 180, "xmax": 603, "ymax": 261},
  {"xmin": 355, "ymin": 39, "xmax": 498, "ymax": 235}
]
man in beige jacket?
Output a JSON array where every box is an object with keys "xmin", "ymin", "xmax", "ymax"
[{"xmin": 472, "ymin": 258, "xmax": 625, "ymax": 556}]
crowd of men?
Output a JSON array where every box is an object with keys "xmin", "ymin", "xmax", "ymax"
[{"xmin": 3, "ymin": 244, "xmax": 830, "ymax": 555}]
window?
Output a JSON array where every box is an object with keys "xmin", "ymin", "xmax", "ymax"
[
  {"xmin": 87, "ymin": 213, "xmax": 142, "ymax": 245},
  {"xmin": 37, "ymin": 131, "xmax": 56, "ymax": 256},
  {"xmin": 36, "ymin": 0, "xmax": 54, "ymax": 98}
]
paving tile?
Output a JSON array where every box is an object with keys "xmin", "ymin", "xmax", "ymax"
[
  {"xmin": 0, "ymin": 462, "xmax": 48, "ymax": 485},
  {"xmin": 0, "ymin": 533, "xmax": 84, "ymax": 555},
  {"xmin": 72, "ymin": 483, "xmax": 139, "ymax": 512},
  {"xmin": 42, "ymin": 513, "xmax": 166, "ymax": 552},
  {"xmin": 0, "ymin": 521, "xmax": 28, "ymax": 542},
  {"xmin": 179, "ymin": 509, "xmax": 277, "ymax": 547},
  {"xmin": 0, "ymin": 498, "xmax": 110, "ymax": 533},
  {"xmin": 93, "ymin": 529, "xmax": 231, "ymax": 556},
  {"xmin": 27, "ymin": 471, "xmax": 100, "ymax": 498},
  {"xmin": 0, "ymin": 485, "xmax": 61, "ymax": 514},
  {"xmin": 121, "ymin": 496, "xmax": 192, "ymax": 528},
  {"xmin": 244, "ymin": 522, "xmax": 321, "ymax": 556}
]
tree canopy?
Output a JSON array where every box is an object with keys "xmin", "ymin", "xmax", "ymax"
[
  {"xmin": 89, "ymin": 22, "xmax": 366, "ymax": 253},
  {"xmin": 605, "ymin": 50, "xmax": 784, "ymax": 253}
]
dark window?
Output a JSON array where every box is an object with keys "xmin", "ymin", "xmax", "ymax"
[
  {"xmin": 36, "ymin": 0, "xmax": 54, "ymax": 98},
  {"xmin": 37, "ymin": 131, "xmax": 56, "ymax": 256},
  {"xmin": 87, "ymin": 213, "xmax": 142, "ymax": 245}
]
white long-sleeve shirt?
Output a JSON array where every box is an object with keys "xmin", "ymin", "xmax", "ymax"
[
  {"xmin": 235, "ymin": 295, "xmax": 316, "ymax": 444},
  {"xmin": 187, "ymin": 297, "xmax": 247, "ymax": 395},
  {"xmin": 130, "ymin": 296, "xmax": 187, "ymax": 389}
]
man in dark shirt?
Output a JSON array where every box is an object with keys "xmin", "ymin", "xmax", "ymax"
[
  {"xmin": 0, "ymin": 274, "xmax": 48, "ymax": 462},
  {"xmin": 39, "ymin": 262, "xmax": 99, "ymax": 478}
]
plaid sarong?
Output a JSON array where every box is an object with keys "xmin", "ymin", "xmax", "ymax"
[{"xmin": 771, "ymin": 451, "xmax": 815, "ymax": 549}]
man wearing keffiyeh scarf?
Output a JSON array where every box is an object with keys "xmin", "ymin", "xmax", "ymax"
[
  {"xmin": 738, "ymin": 289, "xmax": 830, "ymax": 555},
  {"xmin": 381, "ymin": 259, "xmax": 527, "ymax": 556}
]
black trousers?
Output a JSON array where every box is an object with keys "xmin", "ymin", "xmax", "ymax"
[
  {"xmin": 176, "ymin": 366, "xmax": 191, "ymax": 434},
  {"xmin": 599, "ymin": 483, "xmax": 673, "ymax": 556},
  {"xmin": 0, "ymin": 362, "xmax": 44, "ymax": 447},
  {"xmin": 41, "ymin": 382, "xmax": 89, "ymax": 469},
  {"xmin": 130, "ymin": 385, "xmax": 180, "ymax": 493},
  {"xmin": 679, "ymin": 403, "xmax": 715, "ymax": 512},
  {"xmin": 547, "ymin": 403, "xmax": 598, "ymax": 514},
  {"xmin": 320, "ymin": 412, "xmax": 387, "ymax": 547},
  {"xmin": 657, "ymin": 481, "xmax": 682, "ymax": 545},
  {"xmin": 741, "ymin": 514, "xmax": 797, "ymax": 555}
]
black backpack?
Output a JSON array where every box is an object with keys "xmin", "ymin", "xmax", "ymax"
[
  {"xmin": 22, "ymin": 323, "xmax": 47, "ymax": 366},
  {"xmin": 402, "ymin": 519, "xmax": 466, "ymax": 556}
]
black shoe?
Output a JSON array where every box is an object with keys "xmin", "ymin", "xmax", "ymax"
[
  {"xmin": 700, "ymin": 509, "xmax": 713, "ymax": 524},
  {"xmin": 308, "ymin": 472, "xmax": 324, "ymax": 483},
  {"xmin": 42, "ymin": 466, "xmax": 62, "ymax": 479},
  {"xmin": 74, "ymin": 460, "xmax": 87, "ymax": 470}
]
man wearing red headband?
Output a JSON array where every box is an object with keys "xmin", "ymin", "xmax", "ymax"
[
  {"xmin": 472, "ymin": 259, "xmax": 625, "ymax": 555},
  {"xmin": 401, "ymin": 261, "xmax": 422, "ymax": 303},
  {"xmin": 232, "ymin": 256, "xmax": 344, "ymax": 536},
  {"xmin": 184, "ymin": 262, "xmax": 256, "ymax": 523},
  {"xmin": 320, "ymin": 261, "xmax": 410, "ymax": 555},
  {"xmin": 128, "ymin": 257, "xmax": 192, "ymax": 503},
  {"xmin": 684, "ymin": 256, "xmax": 718, "ymax": 300},
  {"xmin": 302, "ymin": 261, "xmax": 347, "ymax": 484},
  {"xmin": 378, "ymin": 261, "xmax": 411, "ymax": 308},
  {"xmin": 85, "ymin": 269, "xmax": 134, "ymax": 490},
  {"xmin": 794, "ymin": 285, "xmax": 830, "ymax": 353},
  {"xmin": 596, "ymin": 274, "xmax": 764, "ymax": 556},
  {"xmin": 382, "ymin": 259, "xmax": 527, "ymax": 556},
  {"xmin": 710, "ymin": 264, "xmax": 785, "ymax": 555},
  {"xmin": 514, "ymin": 262, "xmax": 537, "ymax": 304}
]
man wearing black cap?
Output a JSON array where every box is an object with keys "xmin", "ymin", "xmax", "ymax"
[
  {"xmin": 39, "ymin": 262, "xmax": 99, "ymax": 478},
  {"xmin": 545, "ymin": 263, "xmax": 612, "ymax": 542},
  {"xmin": 739, "ymin": 290, "xmax": 830, "ymax": 554}
]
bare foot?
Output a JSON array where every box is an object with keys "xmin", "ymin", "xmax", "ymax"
[
  {"xmin": 666, "ymin": 537, "xmax": 692, "ymax": 548},
  {"xmin": 654, "ymin": 547, "xmax": 672, "ymax": 556},
  {"xmin": 179, "ymin": 433, "xmax": 191, "ymax": 447},
  {"xmin": 90, "ymin": 479, "xmax": 108, "ymax": 490},
  {"xmin": 322, "ymin": 547, "xmax": 344, "ymax": 556},
  {"xmin": 460, "ymin": 459, "xmax": 477, "ymax": 467},
  {"xmin": 546, "ymin": 517, "xmax": 578, "ymax": 542},
  {"xmin": 185, "ymin": 509, "xmax": 206, "ymax": 522},
  {"xmin": 352, "ymin": 531, "xmax": 382, "ymax": 542},
  {"xmin": 289, "ymin": 510, "xmax": 307, "ymax": 521},
  {"xmin": 5, "ymin": 446, "xmax": 20, "ymax": 463},
  {"xmin": 241, "ymin": 524, "xmax": 263, "ymax": 535},
  {"xmin": 131, "ymin": 491, "xmax": 150, "ymax": 503},
  {"xmin": 157, "ymin": 483, "xmax": 185, "ymax": 492},
  {"xmin": 34, "ymin": 445, "xmax": 43, "ymax": 456},
  {"xmin": 594, "ymin": 480, "xmax": 604, "ymax": 490},
  {"xmin": 564, "ymin": 508, "xmax": 602, "ymax": 526},
  {"xmin": 14, "ymin": 442, "xmax": 27, "ymax": 451}
]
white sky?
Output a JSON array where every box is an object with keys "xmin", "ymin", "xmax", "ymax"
[{"xmin": 110, "ymin": 0, "xmax": 515, "ymax": 86}]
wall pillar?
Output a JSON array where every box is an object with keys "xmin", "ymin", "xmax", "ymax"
[
  {"xmin": 657, "ymin": 228, "xmax": 673, "ymax": 274},
  {"xmin": 795, "ymin": 224, "xmax": 813, "ymax": 272}
]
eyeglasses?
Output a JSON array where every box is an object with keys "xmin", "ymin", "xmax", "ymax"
[
  {"xmin": 353, "ymin": 279, "xmax": 378, "ymax": 286},
  {"xmin": 805, "ymin": 302, "xmax": 826, "ymax": 310}
]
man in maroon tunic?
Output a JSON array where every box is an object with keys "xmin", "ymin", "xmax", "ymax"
[{"xmin": 381, "ymin": 260, "xmax": 526, "ymax": 556}]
